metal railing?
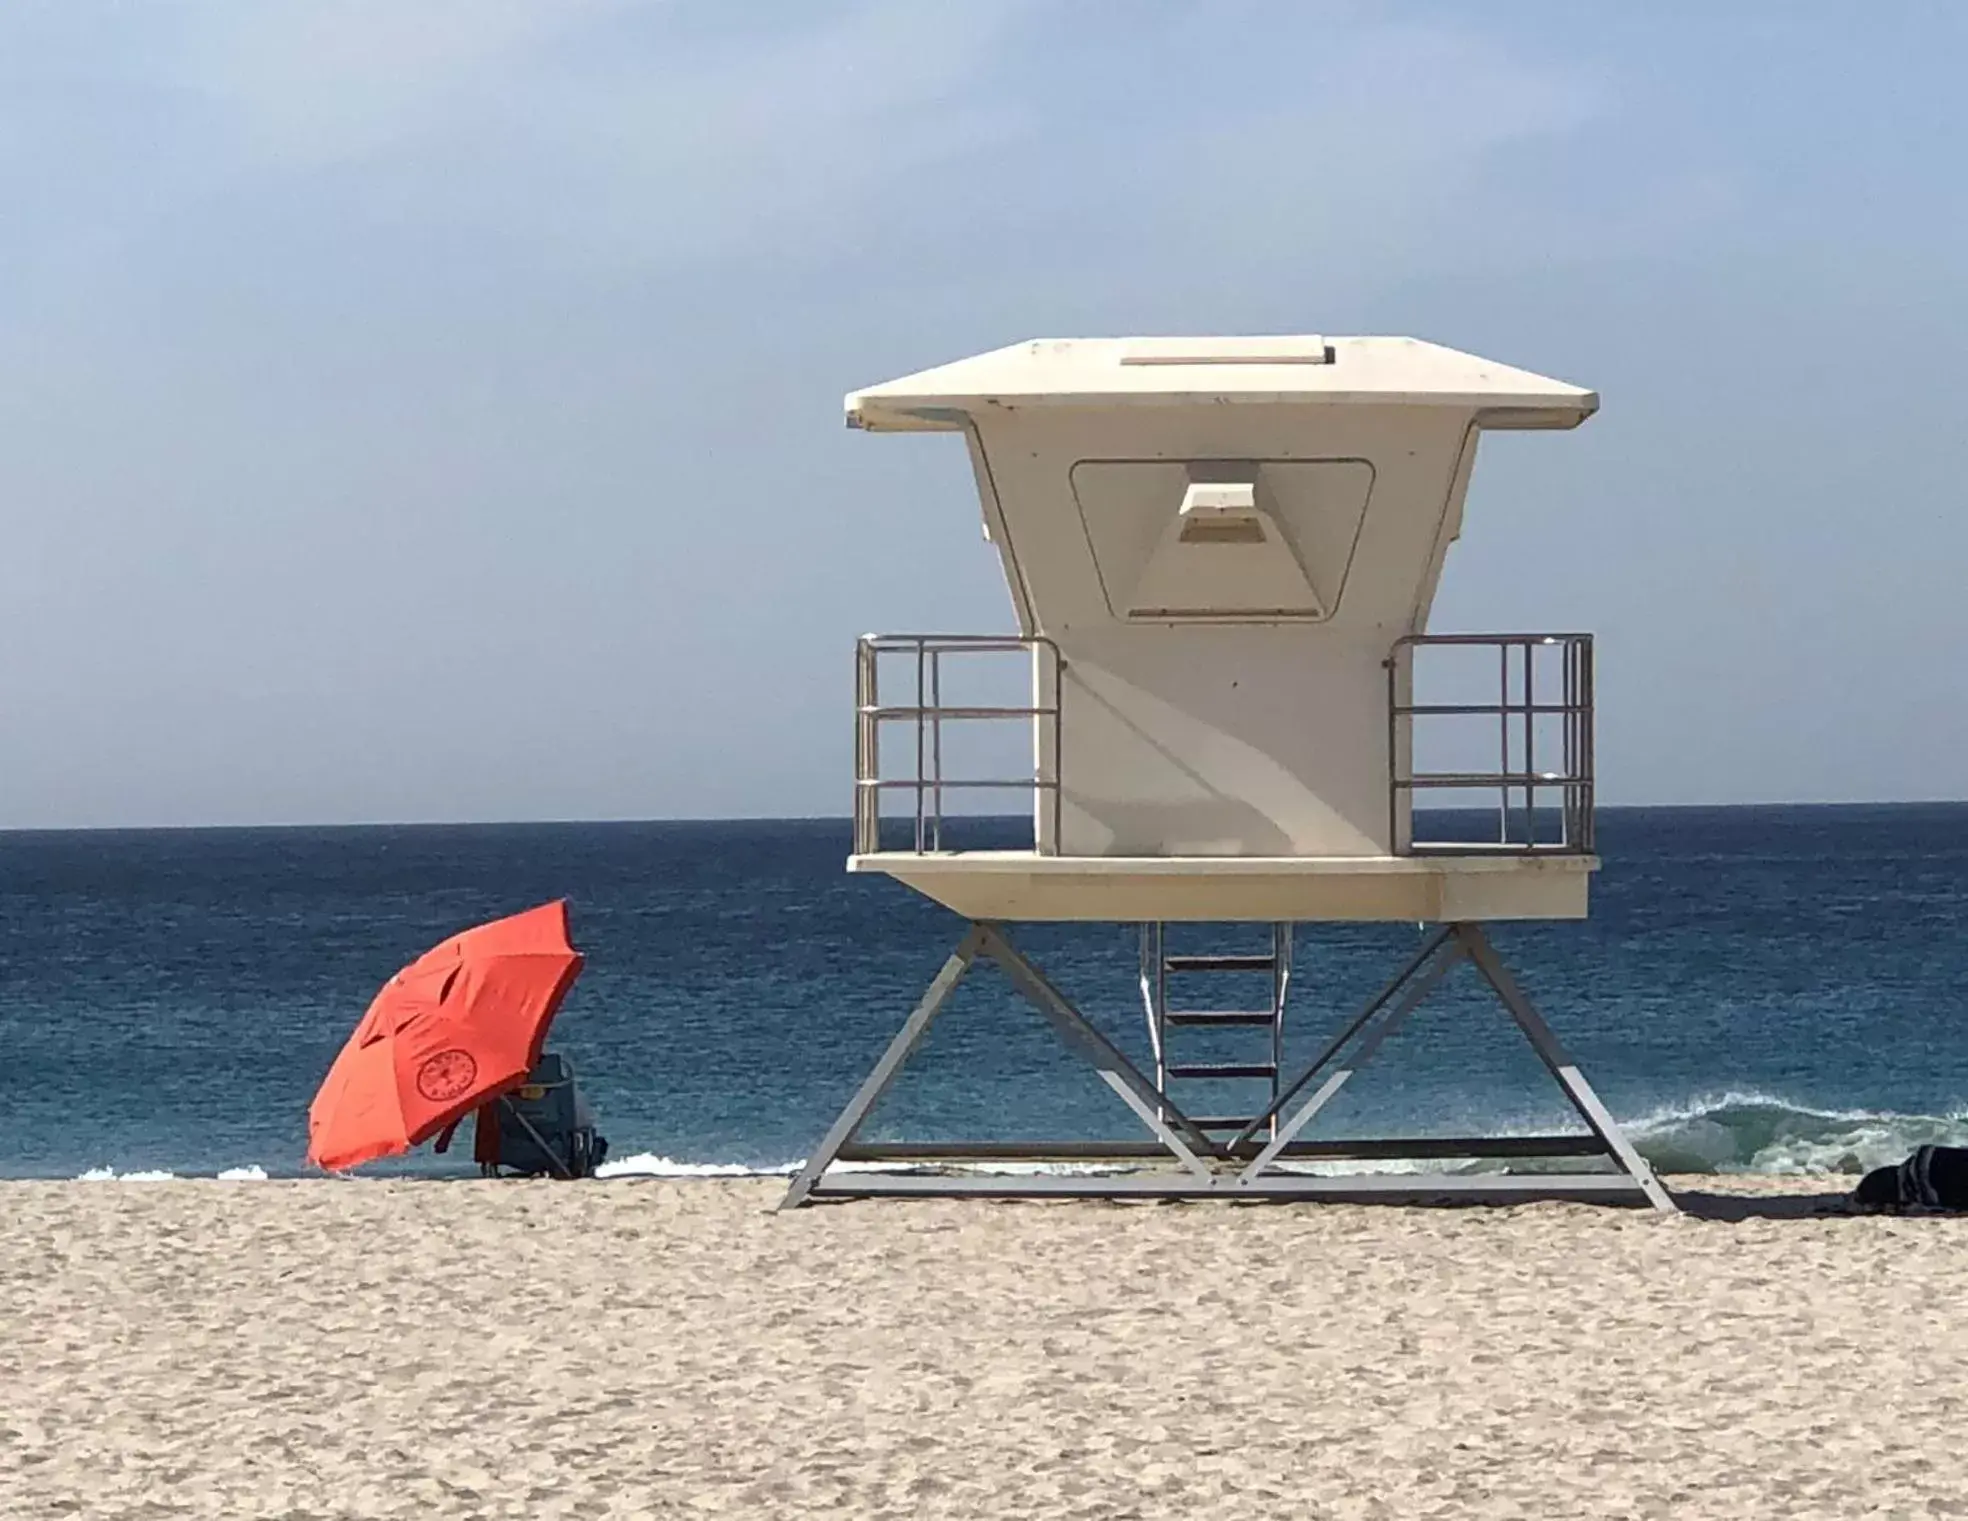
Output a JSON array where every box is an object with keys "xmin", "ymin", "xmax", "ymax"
[
  {"xmin": 1388, "ymin": 633, "xmax": 1595, "ymax": 855},
  {"xmin": 852, "ymin": 634, "xmax": 1062, "ymax": 855}
]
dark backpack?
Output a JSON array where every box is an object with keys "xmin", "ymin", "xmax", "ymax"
[{"xmin": 1854, "ymin": 1145, "xmax": 1968, "ymax": 1209}]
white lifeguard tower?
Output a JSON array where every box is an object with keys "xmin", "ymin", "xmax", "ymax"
[{"xmin": 783, "ymin": 335, "xmax": 1672, "ymax": 1212}]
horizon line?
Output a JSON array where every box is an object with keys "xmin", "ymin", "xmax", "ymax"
[{"xmin": 6, "ymin": 798, "xmax": 1968, "ymax": 835}]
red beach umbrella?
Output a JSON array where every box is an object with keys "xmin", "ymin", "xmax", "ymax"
[{"xmin": 306, "ymin": 900, "xmax": 584, "ymax": 1172}]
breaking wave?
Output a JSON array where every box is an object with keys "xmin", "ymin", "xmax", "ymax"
[
  {"xmin": 592, "ymin": 1154, "xmax": 1129, "ymax": 1179},
  {"xmin": 1623, "ymin": 1092, "xmax": 1968, "ymax": 1176}
]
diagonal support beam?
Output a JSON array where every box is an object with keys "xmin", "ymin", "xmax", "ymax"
[
  {"xmin": 778, "ymin": 925, "xmax": 987, "ymax": 1209},
  {"xmin": 1239, "ymin": 937, "xmax": 1466, "ymax": 1184},
  {"xmin": 978, "ymin": 924, "xmax": 1218, "ymax": 1172},
  {"xmin": 1456, "ymin": 923, "xmax": 1676, "ymax": 1214},
  {"xmin": 1229, "ymin": 925, "xmax": 1458, "ymax": 1152},
  {"xmin": 1094, "ymin": 1075, "xmax": 1213, "ymax": 1180}
]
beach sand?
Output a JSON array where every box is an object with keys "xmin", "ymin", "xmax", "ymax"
[{"xmin": 2, "ymin": 1175, "xmax": 1960, "ymax": 1519}]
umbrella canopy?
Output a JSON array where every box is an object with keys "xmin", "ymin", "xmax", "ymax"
[{"xmin": 307, "ymin": 900, "xmax": 584, "ymax": 1172}]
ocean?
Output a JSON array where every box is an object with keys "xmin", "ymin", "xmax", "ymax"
[{"xmin": 3, "ymin": 806, "xmax": 1966, "ymax": 1182}]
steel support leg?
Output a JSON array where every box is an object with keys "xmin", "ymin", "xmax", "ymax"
[
  {"xmin": 978, "ymin": 924, "xmax": 1216, "ymax": 1174},
  {"xmin": 783, "ymin": 922, "xmax": 1217, "ymax": 1207},
  {"xmin": 778, "ymin": 925, "xmax": 986, "ymax": 1209},
  {"xmin": 1228, "ymin": 925, "xmax": 1457, "ymax": 1152},
  {"xmin": 1456, "ymin": 923, "xmax": 1676, "ymax": 1214},
  {"xmin": 1239, "ymin": 936, "xmax": 1466, "ymax": 1184}
]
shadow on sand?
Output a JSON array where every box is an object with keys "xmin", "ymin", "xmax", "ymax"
[{"xmin": 1671, "ymin": 1189, "xmax": 1861, "ymax": 1222}]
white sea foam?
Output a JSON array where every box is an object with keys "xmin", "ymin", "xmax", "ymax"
[
  {"xmin": 216, "ymin": 1165, "xmax": 269, "ymax": 1181},
  {"xmin": 834, "ymin": 1158, "xmax": 1137, "ymax": 1178},
  {"xmin": 76, "ymin": 1167, "xmax": 177, "ymax": 1182},
  {"xmin": 1271, "ymin": 1157, "xmax": 1488, "ymax": 1178},
  {"xmin": 594, "ymin": 1154, "xmax": 1131, "ymax": 1180},
  {"xmin": 595, "ymin": 1152, "xmax": 798, "ymax": 1179}
]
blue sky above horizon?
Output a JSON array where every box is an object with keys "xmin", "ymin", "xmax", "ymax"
[{"xmin": 2, "ymin": 2, "xmax": 1965, "ymax": 827}]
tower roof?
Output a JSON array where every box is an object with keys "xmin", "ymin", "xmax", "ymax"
[{"xmin": 846, "ymin": 335, "xmax": 1597, "ymax": 432}]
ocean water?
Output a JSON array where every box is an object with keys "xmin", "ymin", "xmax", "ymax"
[{"xmin": 3, "ymin": 806, "xmax": 1967, "ymax": 1182}]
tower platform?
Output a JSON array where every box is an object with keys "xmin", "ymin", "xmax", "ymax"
[{"xmin": 849, "ymin": 850, "xmax": 1595, "ymax": 923}]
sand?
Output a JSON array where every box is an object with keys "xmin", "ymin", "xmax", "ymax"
[{"xmin": 2, "ymin": 1174, "xmax": 1963, "ymax": 1519}]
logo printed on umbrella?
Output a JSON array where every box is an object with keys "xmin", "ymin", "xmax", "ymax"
[{"xmin": 416, "ymin": 1049, "xmax": 479, "ymax": 1102}]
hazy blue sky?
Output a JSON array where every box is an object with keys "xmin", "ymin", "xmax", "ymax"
[{"xmin": 2, "ymin": 2, "xmax": 1964, "ymax": 826}]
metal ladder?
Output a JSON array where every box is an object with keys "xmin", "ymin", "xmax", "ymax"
[{"xmin": 1140, "ymin": 923, "xmax": 1293, "ymax": 1143}]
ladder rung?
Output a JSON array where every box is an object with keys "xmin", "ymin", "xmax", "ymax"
[
  {"xmin": 1164, "ymin": 954, "xmax": 1277, "ymax": 973},
  {"xmin": 1166, "ymin": 1062, "xmax": 1278, "ymax": 1080},
  {"xmin": 1164, "ymin": 1009, "xmax": 1278, "ymax": 1027},
  {"xmin": 1187, "ymin": 1115, "xmax": 1275, "ymax": 1131}
]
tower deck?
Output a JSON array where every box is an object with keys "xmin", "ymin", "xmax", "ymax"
[{"xmin": 850, "ymin": 850, "xmax": 1595, "ymax": 922}]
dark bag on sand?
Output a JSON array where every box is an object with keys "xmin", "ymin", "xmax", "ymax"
[{"xmin": 1854, "ymin": 1145, "xmax": 1968, "ymax": 1209}]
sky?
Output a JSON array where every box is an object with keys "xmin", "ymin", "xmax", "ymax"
[{"xmin": 2, "ymin": 1, "xmax": 1965, "ymax": 827}]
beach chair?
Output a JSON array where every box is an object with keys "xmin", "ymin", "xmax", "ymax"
[{"xmin": 474, "ymin": 1052, "xmax": 608, "ymax": 1179}]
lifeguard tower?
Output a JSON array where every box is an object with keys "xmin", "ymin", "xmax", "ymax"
[{"xmin": 783, "ymin": 335, "xmax": 1672, "ymax": 1212}]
